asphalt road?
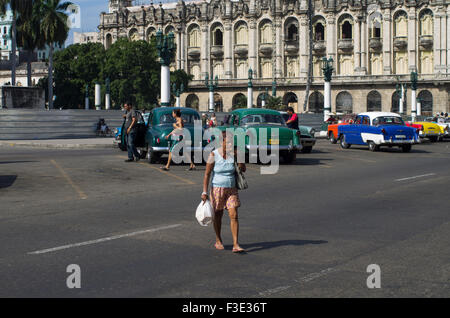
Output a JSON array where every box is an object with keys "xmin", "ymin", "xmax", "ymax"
[{"xmin": 0, "ymin": 139, "xmax": 449, "ymax": 297}]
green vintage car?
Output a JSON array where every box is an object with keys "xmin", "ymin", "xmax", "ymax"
[
  {"xmin": 130, "ymin": 107, "xmax": 203, "ymax": 163},
  {"xmin": 280, "ymin": 111, "xmax": 316, "ymax": 153},
  {"xmin": 215, "ymin": 108, "xmax": 302, "ymax": 163}
]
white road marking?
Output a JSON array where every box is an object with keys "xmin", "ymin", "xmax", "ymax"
[
  {"xmin": 395, "ymin": 173, "xmax": 436, "ymax": 182},
  {"xmin": 256, "ymin": 267, "xmax": 338, "ymax": 297},
  {"xmin": 28, "ymin": 224, "xmax": 182, "ymax": 255}
]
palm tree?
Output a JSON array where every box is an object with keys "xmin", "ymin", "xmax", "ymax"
[
  {"xmin": 0, "ymin": 0, "xmax": 33, "ymax": 86},
  {"xmin": 38, "ymin": 0, "xmax": 72, "ymax": 109},
  {"xmin": 16, "ymin": 0, "xmax": 45, "ymax": 87}
]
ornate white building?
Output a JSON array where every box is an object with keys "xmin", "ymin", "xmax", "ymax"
[{"xmin": 99, "ymin": 0, "xmax": 450, "ymax": 115}]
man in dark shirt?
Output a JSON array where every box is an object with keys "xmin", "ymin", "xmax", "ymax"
[
  {"xmin": 285, "ymin": 107, "xmax": 299, "ymax": 130},
  {"xmin": 124, "ymin": 102, "xmax": 140, "ymax": 162}
]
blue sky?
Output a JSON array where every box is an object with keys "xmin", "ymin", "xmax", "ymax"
[{"xmin": 71, "ymin": 0, "xmax": 109, "ymax": 32}]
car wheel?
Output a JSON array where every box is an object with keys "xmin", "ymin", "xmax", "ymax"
[
  {"xmin": 137, "ymin": 148, "xmax": 147, "ymax": 159},
  {"xmin": 282, "ymin": 151, "xmax": 296, "ymax": 164},
  {"xmin": 301, "ymin": 146, "xmax": 313, "ymax": 153},
  {"xmin": 329, "ymin": 133, "xmax": 337, "ymax": 144},
  {"xmin": 147, "ymin": 146, "xmax": 160, "ymax": 164},
  {"xmin": 340, "ymin": 135, "xmax": 351, "ymax": 149},
  {"xmin": 401, "ymin": 144, "xmax": 412, "ymax": 153},
  {"xmin": 368, "ymin": 141, "xmax": 379, "ymax": 152}
]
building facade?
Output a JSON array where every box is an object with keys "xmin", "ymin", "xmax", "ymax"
[
  {"xmin": 73, "ymin": 32, "xmax": 102, "ymax": 45},
  {"xmin": 99, "ymin": 0, "xmax": 450, "ymax": 115}
]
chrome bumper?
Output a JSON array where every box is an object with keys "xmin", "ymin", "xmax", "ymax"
[{"xmin": 246, "ymin": 144, "xmax": 303, "ymax": 153}]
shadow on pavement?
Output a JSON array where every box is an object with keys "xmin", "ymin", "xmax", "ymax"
[
  {"xmin": 0, "ymin": 161, "xmax": 38, "ymax": 165},
  {"xmin": 241, "ymin": 239, "xmax": 328, "ymax": 253},
  {"xmin": 294, "ymin": 158, "xmax": 333, "ymax": 166},
  {"xmin": 0, "ymin": 175, "xmax": 17, "ymax": 188}
]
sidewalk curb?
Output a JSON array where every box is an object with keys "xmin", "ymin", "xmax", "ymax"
[{"xmin": 0, "ymin": 141, "xmax": 116, "ymax": 149}]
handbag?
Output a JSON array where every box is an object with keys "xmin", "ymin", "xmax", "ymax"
[{"xmin": 234, "ymin": 159, "xmax": 248, "ymax": 190}]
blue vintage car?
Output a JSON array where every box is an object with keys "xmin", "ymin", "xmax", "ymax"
[{"xmin": 338, "ymin": 112, "xmax": 419, "ymax": 152}]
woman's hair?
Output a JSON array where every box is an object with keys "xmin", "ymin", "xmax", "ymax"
[
  {"xmin": 287, "ymin": 107, "xmax": 295, "ymax": 113},
  {"xmin": 173, "ymin": 109, "xmax": 181, "ymax": 117}
]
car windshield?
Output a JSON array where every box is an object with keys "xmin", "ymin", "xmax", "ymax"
[
  {"xmin": 159, "ymin": 113, "xmax": 200, "ymax": 125},
  {"xmin": 240, "ymin": 114, "xmax": 286, "ymax": 126},
  {"xmin": 372, "ymin": 116, "xmax": 404, "ymax": 126}
]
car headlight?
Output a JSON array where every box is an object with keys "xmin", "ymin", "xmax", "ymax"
[{"xmin": 310, "ymin": 128, "xmax": 316, "ymax": 136}]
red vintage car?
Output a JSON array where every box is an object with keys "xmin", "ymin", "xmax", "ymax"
[{"xmin": 327, "ymin": 114, "xmax": 356, "ymax": 144}]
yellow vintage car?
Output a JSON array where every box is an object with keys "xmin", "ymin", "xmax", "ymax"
[{"xmin": 413, "ymin": 121, "xmax": 445, "ymax": 142}]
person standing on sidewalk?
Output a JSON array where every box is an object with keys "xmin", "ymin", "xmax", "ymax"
[{"xmin": 124, "ymin": 102, "xmax": 140, "ymax": 162}]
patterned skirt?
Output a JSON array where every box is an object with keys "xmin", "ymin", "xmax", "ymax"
[{"xmin": 210, "ymin": 187, "xmax": 241, "ymax": 211}]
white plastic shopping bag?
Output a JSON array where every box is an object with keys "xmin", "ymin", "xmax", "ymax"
[{"xmin": 195, "ymin": 200, "xmax": 213, "ymax": 226}]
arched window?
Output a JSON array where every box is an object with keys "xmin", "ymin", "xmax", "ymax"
[
  {"xmin": 234, "ymin": 21, "xmax": 248, "ymax": 45},
  {"xmin": 105, "ymin": 34, "xmax": 112, "ymax": 49},
  {"xmin": 286, "ymin": 21, "xmax": 298, "ymax": 41},
  {"xmin": 367, "ymin": 91, "xmax": 382, "ymax": 112},
  {"xmin": 213, "ymin": 63, "xmax": 224, "ymax": 79},
  {"xmin": 394, "ymin": 11, "xmax": 408, "ymax": 37},
  {"xmin": 369, "ymin": 12, "xmax": 382, "ymax": 39},
  {"xmin": 190, "ymin": 64, "xmax": 201, "ymax": 80},
  {"xmin": 336, "ymin": 92, "xmax": 353, "ymax": 114},
  {"xmin": 211, "ymin": 24, "xmax": 223, "ymax": 46},
  {"xmin": 419, "ymin": 9, "xmax": 433, "ymax": 36},
  {"xmin": 146, "ymin": 28, "xmax": 156, "ymax": 42},
  {"xmin": 188, "ymin": 25, "xmax": 200, "ymax": 47},
  {"xmin": 315, "ymin": 22, "xmax": 325, "ymax": 41},
  {"xmin": 214, "ymin": 93, "xmax": 224, "ymax": 112},
  {"xmin": 129, "ymin": 29, "xmax": 139, "ymax": 41},
  {"xmin": 283, "ymin": 93, "xmax": 298, "ymax": 110},
  {"xmin": 232, "ymin": 93, "xmax": 247, "ymax": 109},
  {"xmin": 185, "ymin": 94, "xmax": 199, "ymax": 110},
  {"xmin": 259, "ymin": 20, "xmax": 273, "ymax": 44},
  {"xmin": 418, "ymin": 90, "xmax": 433, "ymax": 115},
  {"xmin": 309, "ymin": 92, "xmax": 324, "ymax": 113}
]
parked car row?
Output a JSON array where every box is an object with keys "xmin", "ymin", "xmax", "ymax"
[{"xmin": 114, "ymin": 107, "xmax": 447, "ymax": 162}]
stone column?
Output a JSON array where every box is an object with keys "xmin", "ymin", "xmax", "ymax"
[
  {"xmin": 161, "ymin": 65, "xmax": 171, "ymax": 107},
  {"xmin": 247, "ymin": 69, "xmax": 253, "ymax": 108},
  {"xmin": 85, "ymin": 85, "xmax": 89, "ymax": 110},
  {"xmin": 324, "ymin": 81, "xmax": 331, "ymax": 121},
  {"xmin": 383, "ymin": 9, "xmax": 392, "ymax": 74},
  {"xmin": 249, "ymin": 20, "xmax": 258, "ymax": 77},
  {"xmin": 299, "ymin": 16, "xmax": 308, "ymax": 77},
  {"xmin": 354, "ymin": 18, "xmax": 361, "ymax": 71},
  {"xmin": 275, "ymin": 20, "xmax": 283, "ymax": 78},
  {"xmin": 434, "ymin": 10, "xmax": 443, "ymax": 72},
  {"xmin": 411, "ymin": 88, "xmax": 417, "ymax": 121},
  {"xmin": 408, "ymin": 8, "xmax": 417, "ymax": 72},
  {"xmin": 224, "ymin": 22, "xmax": 233, "ymax": 79},
  {"xmin": 360, "ymin": 18, "xmax": 367, "ymax": 73},
  {"xmin": 326, "ymin": 15, "xmax": 337, "ymax": 66},
  {"xmin": 176, "ymin": 30, "xmax": 182, "ymax": 70},
  {"xmin": 105, "ymin": 78, "xmax": 111, "ymax": 110},
  {"xmin": 95, "ymin": 83, "xmax": 101, "ymax": 110},
  {"xmin": 201, "ymin": 23, "xmax": 209, "ymax": 78},
  {"xmin": 447, "ymin": 7, "xmax": 450, "ymax": 74}
]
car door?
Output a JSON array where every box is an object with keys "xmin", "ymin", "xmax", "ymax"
[
  {"xmin": 345, "ymin": 115, "xmax": 362, "ymax": 144},
  {"xmin": 134, "ymin": 111, "xmax": 147, "ymax": 148},
  {"xmin": 356, "ymin": 116, "xmax": 371, "ymax": 145}
]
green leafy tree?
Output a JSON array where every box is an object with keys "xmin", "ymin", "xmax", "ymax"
[
  {"xmin": 101, "ymin": 38, "xmax": 160, "ymax": 109},
  {"xmin": 39, "ymin": 0, "xmax": 72, "ymax": 109},
  {"xmin": 50, "ymin": 42, "xmax": 106, "ymax": 109},
  {"xmin": 265, "ymin": 96, "xmax": 285, "ymax": 110},
  {"xmin": 232, "ymin": 95, "xmax": 247, "ymax": 110},
  {"xmin": 170, "ymin": 69, "xmax": 193, "ymax": 105}
]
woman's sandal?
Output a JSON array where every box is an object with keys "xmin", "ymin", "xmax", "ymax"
[
  {"xmin": 160, "ymin": 167, "xmax": 170, "ymax": 171},
  {"xmin": 214, "ymin": 242, "xmax": 224, "ymax": 250},
  {"xmin": 232, "ymin": 247, "xmax": 245, "ymax": 253}
]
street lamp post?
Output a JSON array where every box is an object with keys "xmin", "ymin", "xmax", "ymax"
[
  {"xmin": 172, "ymin": 82, "xmax": 185, "ymax": 107},
  {"xmin": 156, "ymin": 30, "xmax": 176, "ymax": 107},
  {"xmin": 105, "ymin": 78, "xmax": 111, "ymax": 110},
  {"xmin": 261, "ymin": 88, "xmax": 268, "ymax": 108},
  {"xmin": 205, "ymin": 73, "xmax": 218, "ymax": 112},
  {"xmin": 322, "ymin": 57, "xmax": 334, "ymax": 122},
  {"xmin": 247, "ymin": 68, "xmax": 253, "ymax": 108},
  {"xmin": 417, "ymin": 97, "xmax": 422, "ymax": 117},
  {"xmin": 85, "ymin": 84, "xmax": 89, "ymax": 110},
  {"xmin": 396, "ymin": 81, "xmax": 407, "ymax": 114},
  {"xmin": 411, "ymin": 71, "xmax": 418, "ymax": 122}
]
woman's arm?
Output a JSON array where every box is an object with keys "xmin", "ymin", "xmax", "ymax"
[{"xmin": 202, "ymin": 152, "xmax": 215, "ymax": 201}]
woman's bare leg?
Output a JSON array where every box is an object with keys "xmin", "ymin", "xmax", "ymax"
[
  {"xmin": 213, "ymin": 210, "xmax": 224, "ymax": 247},
  {"xmin": 165, "ymin": 151, "xmax": 172, "ymax": 169},
  {"xmin": 228, "ymin": 208, "xmax": 243, "ymax": 250}
]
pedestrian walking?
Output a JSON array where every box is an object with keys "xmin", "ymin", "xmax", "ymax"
[
  {"xmin": 124, "ymin": 102, "xmax": 140, "ymax": 162},
  {"xmin": 202, "ymin": 130, "xmax": 246, "ymax": 253},
  {"xmin": 161, "ymin": 109, "xmax": 196, "ymax": 171},
  {"xmin": 209, "ymin": 112, "xmax": 218, "ymax": 128}
]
